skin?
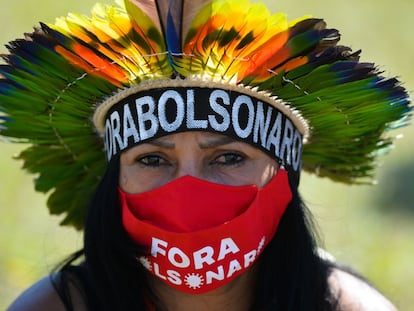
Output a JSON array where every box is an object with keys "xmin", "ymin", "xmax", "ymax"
[
  {"xmin": 119, "ymin": 131, "xmax": 279, "ymax": 193},
  {"xmin": 119, "ymin": 131, "xmax": 279, "ymax": 311}
]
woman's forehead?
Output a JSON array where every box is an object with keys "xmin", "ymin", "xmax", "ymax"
[
  {"xmin": 131, "ymin": 131, "xmax": 254, "ymax": 149},
  {"xmin": 154, "ymin": 132, "xmax": 237, "ymax": 144}
]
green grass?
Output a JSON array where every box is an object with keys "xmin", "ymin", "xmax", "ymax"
[{"xmin": 1, "ymin": 0, "xmax": 413, "ymax": 310}]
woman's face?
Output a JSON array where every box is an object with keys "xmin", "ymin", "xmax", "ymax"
[{"xmin": 119, "ymin": 131, "xmax": 279, "ymax": 193}]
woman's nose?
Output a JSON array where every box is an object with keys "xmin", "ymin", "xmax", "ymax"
[{"xmin": 174, "ymin": 160, "xmax": 203, "ymax": 179}]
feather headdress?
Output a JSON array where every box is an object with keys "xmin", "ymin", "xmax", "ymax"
[{"xmin": 0, "ymin": 0, "xmax": 411, "ymax": 229}]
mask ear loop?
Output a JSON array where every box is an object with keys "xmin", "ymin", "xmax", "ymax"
[
  {"xmin": 276, "ymin": 158, "xmax": 301, "ymax": 189},
  {"xmin": 278, "ymin": 159, "xmax": 286, "ymax": 171}
]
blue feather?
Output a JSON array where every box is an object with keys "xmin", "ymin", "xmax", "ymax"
[{"xmin": 166, "ymin": 9, "xmax": 181, "ymax": 56}]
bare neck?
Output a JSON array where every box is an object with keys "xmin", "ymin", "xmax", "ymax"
[{"xmin": 147, "ymin": 266, "xmax": 258, "ymax": 311}]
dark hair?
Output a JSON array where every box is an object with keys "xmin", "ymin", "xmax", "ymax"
[
  {"xmin": 254, "ymin": 172, "xmax": 335, "ymax": 310},
  {"xmin": 57, "ymin": 156, "xmax": 336, "ymax": 310}
]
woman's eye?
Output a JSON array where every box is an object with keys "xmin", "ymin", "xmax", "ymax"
[
  {"xmin": 137, "ymin": 155, "xmax": 168, "ymax": 167},
  {"xmin": 212, "ymin": 153, "xmax": 244, "ymax": 166}
]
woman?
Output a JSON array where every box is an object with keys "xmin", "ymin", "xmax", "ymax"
[{"xmin": 1, "ymin": 0, "xmax": 411, "ymax": 310}]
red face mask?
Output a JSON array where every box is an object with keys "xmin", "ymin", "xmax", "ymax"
[{"xmin": 119, "ymin": 169, "xmax": 292, "ymax": 294}]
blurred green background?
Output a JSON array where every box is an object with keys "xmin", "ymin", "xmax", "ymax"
[{"xmin": 0, "ymin": 0, "xmax": 413, "ymax": 309}]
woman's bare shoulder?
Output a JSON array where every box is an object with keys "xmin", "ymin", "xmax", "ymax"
[
  {"xmin": 7, "ymin": 273, "xmax": 87, "ymax": 311},
  {"xmin": 329, "ymin": 267, "xmax": 398, "ymax": 311},
  {"xmin": 7, "ymin": 275, "xmax": 66, "ymax": 311}
]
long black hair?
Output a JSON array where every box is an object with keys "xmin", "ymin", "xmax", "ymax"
[
  {"xmin": 56, "ymin": 156, "xmax": 336, "ymax": 310},
  {"xmin": 254, "ymin": 170, "xmax": 335, "ymax": 310}
]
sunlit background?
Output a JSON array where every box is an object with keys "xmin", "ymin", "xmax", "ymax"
[{"xmin": 1, "ymin": 0, "xmax": 413, "ymax": 309}]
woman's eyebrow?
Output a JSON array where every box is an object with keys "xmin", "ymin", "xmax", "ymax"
[
  {"xmin": 146, "ymin": 139, "xmax": 175, "ymax": 149},
  {"xmin": 199, "ymin": 136, "xmax": 238, "ymax": 149}
]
